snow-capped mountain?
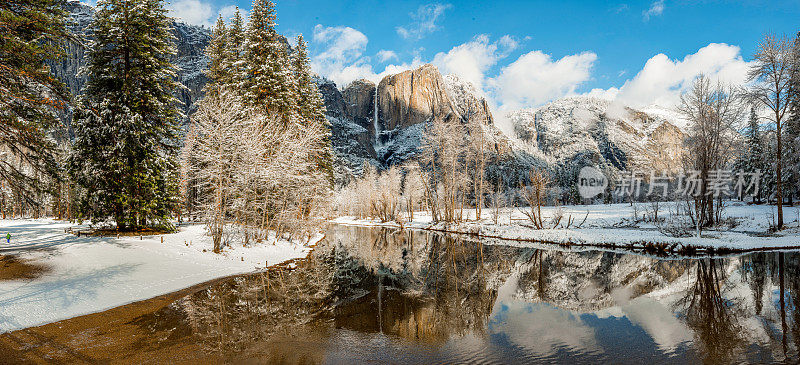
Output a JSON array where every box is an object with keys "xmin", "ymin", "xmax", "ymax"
[
  {"xmin": 320, "ymin": 63, "xmax": 686, "ymax": 186},
  {"xmin": 51, "ymin": 3, "xmax": 686, "ymax": 185},
  {"xmin": 508, "ymin": 96, "xmax": 686, "ymax": 174},
  {"xmin": 318, "ymin": 64, "xmax": 528, "ymax": 184}
]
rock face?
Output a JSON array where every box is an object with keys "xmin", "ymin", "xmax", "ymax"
[
  {"xmin": 316, "ymin": 78, "xmax": 378, "ymax": 184},
  {"xmin": 170, "ymin": 21, "xmax": 210, "ymax": 118},
  {"xmin": 444, "ymin": 74, "xmax": 493, "ymax": 125},
  {"xmin": 377, "ymin": 64, "xmax": 462, "ymax": 132},
  {"xmin": 321, "ymin": 64, "xmax": 531, "ymax": 183},
  {"xmin": 342, "ymin": 79, "xmax": 378, "ymax": 139},
  {"xmin": 509, "ymin": 97, "xmax": 686, "ymax": 174},
  {"xmin": 52, "ymin": 1, "xmax": 211, "ymax": 124}
]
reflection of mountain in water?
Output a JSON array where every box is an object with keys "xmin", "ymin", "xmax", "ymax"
[{"xmin": 127, "ymin": 225, "xmax": 799, "ymax": 363}]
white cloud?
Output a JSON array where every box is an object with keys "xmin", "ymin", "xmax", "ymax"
[
  {"xmin": 489, "ymin": 50, "xmax": 598, "ymax": 110},
  {"xmin": 310, "ymin": 25, "xmax": 370, "ymax": 86},
  {"xmin": 431, "ymin": 34, "xmax": 517, "ymax": 92},
  {"xmin": 497, "ymin": 35, "xmax": 520, "ymax": 56},
  {"xmin": 377, "ymin": 50, "xmax": 399, "ymax": 63},
  {"xmin": 642, "ymin": 0, "xmax": 665, "ymax": 21},
  {"xmin": 167, "ymin": 0, "xmax": 215, "ymax": 27},
  {"xmin": 396, "ymin": 3, "xmax": 452, "ymax": 40},
  {"xmin": 585, "ymin": 87, "xmax": 620, "ymax": 101},
  {"xmin": 609, "ymin": 43, "xmax": 750, "ymax": 108},
  {"xmin": 167, "ymin": 1, "xmax": 244, "ymax": 28},
  {"xmin": 310, "ymin": 24, "xmax": 423, "ymax": 87},
  {"xmin": 218, "ymin": 5, "xmax": 247, "ymax": 23},
  {"xmin": 313, "ymin": 25, "xmax": 369, "ymax": 65}
]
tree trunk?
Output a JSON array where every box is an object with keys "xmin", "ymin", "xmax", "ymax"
[{"xmin": 777, "ymin": 118, "xmax": 784, "ymax": 229}]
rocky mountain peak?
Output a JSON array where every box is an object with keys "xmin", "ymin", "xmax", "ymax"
[
  {"xmin": 509, "ymin": 96, "xmax": 686, "ymax": 173},
  {"xmin": 443, "ymin": 74, "xmax": 494, "ymax": 126},
  {"xmin": 377, "ymin": 63, "xmax": 462, "ymax": 131}
]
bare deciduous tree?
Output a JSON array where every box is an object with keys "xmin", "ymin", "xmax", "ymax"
[
  {"xmin": 748, "ymin": 34, "xmax": 798, "ymax": 229},
  {"xmin": 184, "ymin": 91, "xmax": 329, "ymax": 253},
  {"xmin": 678, "ymin": 75, "xmax": 743, "ymax": 231},
  {"xmin": 520, "ymin": 169, "xmax": 550, "ymax": 229},
  {"xmin": 420, "ymin": 118, "xmax": 471, "ymax": 223}
]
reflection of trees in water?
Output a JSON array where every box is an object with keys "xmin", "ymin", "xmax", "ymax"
[
  {"xmin": 788, "ymin": 253, "xmax": 800, "ymax": 359},
  {"xmin": 174, "ymin": 256, "xmax": 335, "ymax": 356},
  {"xmin": 739, "ymin": 252, "xmax": 800, "ymax": 360},
  {"xmin": 741, "ymin": 252, "xmax": 768, "ymax": 315},
  {"xmin": 333, "ymin": 230, "xmax": 505, "ymax": 344},
  {"xmin": 132, "ymin": 226, "xmax": 800, "ymax": 363},
  {"xmin": 675, "ymin": 259, "xmax": 743, "ymax": 364},
  {"xmin": 166, "ymin": 226, "xmax": 508, "ymax": 354}
]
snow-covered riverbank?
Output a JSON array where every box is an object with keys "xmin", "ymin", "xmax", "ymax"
[
  {"xmin": 333, "ymin": 202, "xmax": 800, "ymax": 253},
  {"xmin": 0, "ymin": 219, "xmax": 319, "ymax": 333}
]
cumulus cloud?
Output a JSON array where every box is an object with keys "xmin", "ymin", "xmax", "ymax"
[
  {"xmin": 310, "ymin": 25, "xmax": 371, "ymax": 86},
  {"xmin": 489, "ymin": 51, "xmax": 598, "ymax": 110},
  {"xmin": 377, "ymin": 50, "xmax": 399, "ymax": 63},
  {"xmin": 642, "ymin": 0, "xmax": 665, "ymax": 21},
  {"xmin": 431, "ymin": 34, "xmax": 518, "ymax": 92},
  {"xmin": 396, "ymin": 3, "xmax": 452, "ymax": 40},
  {"xmin": 310, "ymin": 24, "xmax": 422, "ymax": 87},
  {"xmin": 313, "ymin": 25, "xmax": 369, "ymax": 64},
  {"xmin": 167, "ymin": 0, "xmax": 244, "ymax": 28},
  {"xmin": 218, "ymin": 5, "xmax": 248, "ymax": 23},
  {"xmin": 167, "ymin": 0, "xmax": 215, "ymax": 27},
  {"xmin": 609, "ymin": 43, "xmax": 750, "ymax": 107}
]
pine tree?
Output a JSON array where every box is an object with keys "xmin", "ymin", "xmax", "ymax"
[
  {"xmin": 784, "ymin": 32, "xmax": 800, "ymax": 204},
  {"xmin": 225, "ymin": 8, "xmax": 245, "ymax": 87},
  {"xmin": 734, "ymin": 107, "xmax": 768, "ymax": 202},
  {"xmin": 69, "ymin": 0, "xmax": 182, "ymax": 231},
  {"xmin": 0, "ymin": 0, "xmax": 69, "ymax": 206},
  {"xmin": 243, "ymin": 0, "xmax": 296, "ymax": 116},
  {"xmin": 203, "ymin": 15, "xmax": 228, "ymax": 96},
  {"xmin": 292, "ymin": 34, "xmax": 333, "ymax": 183}
]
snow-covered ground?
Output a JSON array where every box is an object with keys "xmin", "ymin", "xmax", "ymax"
[
  {"xmin": 333, "ymin": 202, "xmax": 800, "ymax": 251},
  {"xmin": 0, "ymin": 219, "xmax": 319, "ymax": 333}
]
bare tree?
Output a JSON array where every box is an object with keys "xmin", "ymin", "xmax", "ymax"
[
  {"xmin": 520, "ymin": 169, "xmax": 550, "ymax": 229},
  {"xmin": 465, "ymin": 106, "xmax": 490, "ymax": 220},
  {"xmin": 489, "ymin": 180, "xmax": 505, "ymax": 225},
  {"xmin": 748, "ymin": 34, "xmax": 798, "ymax": 229},
  {"xmin": 420, "ymin": 118, "xmax": 471, "ymax": 223},
  {"xmin": 401, "ymin": 162, "xmax": 425, "ymax": 222},
  {"xmin": 678, "ymin": 75, "xmax": 743, "ymax": 230},
  {"xmin": 184, "ymin": 91, "xmax": 245, "ymax": 252},
  {"xmin": 185, "ymin": 91, "xmax": 330, "ymax": 252}
]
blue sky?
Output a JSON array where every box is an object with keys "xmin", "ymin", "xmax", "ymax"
[{"xmin": 167, "ymin": 0, "xmax": 800, "ymax": 111}]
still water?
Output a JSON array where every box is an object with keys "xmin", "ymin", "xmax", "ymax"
[{"xmin": 122, "ymin": 224, "xmax": 797, "ymax": 364}]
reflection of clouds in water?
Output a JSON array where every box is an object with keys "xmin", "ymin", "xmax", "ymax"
[
  {"xmin": 596, "ymin": 297, "xmax": 693, "ymax": 351},
  {"xmin": 490, "ymin": 301, "xmax": 600, "ymax": 355}
]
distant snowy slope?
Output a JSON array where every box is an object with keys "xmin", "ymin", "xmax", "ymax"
[{"xmin": 507, "ymin": 96, "xmax": 686, "ymax": 174}]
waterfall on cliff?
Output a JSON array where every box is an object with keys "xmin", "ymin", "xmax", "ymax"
[{"xmin": 373, "ymin": 86, "xmax": 380, "ymax": 145}]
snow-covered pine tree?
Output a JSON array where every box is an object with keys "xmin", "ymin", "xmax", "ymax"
[
  {"xmin": 243, "ymin": 0, "xmax": 296, "ymax": 117},
  {"xmin": 203, "ymin": 15, "xmax": 229, "ymax": 96},
  {"xmin": 292, "ymin": 35, "xmax": 324, "ymax": 123},
  {"xmin": 783, "ymin": 32, "xmax": 800, "ymax": 204},
  {"xmin": 292, "ymin": 34, "xmax": 333, "ymax": 184},
  {"xmin": 225, "ymin": 8, "xmax": 245, "ymax": 87},
  {"xmin": 69, "ymin": 0, "xmax": 182, "ymax": 231},
  {"xmin": 0, "ymin": 0, "xmax": 69, "ymax": 210},
  {"xmin": 734, "ymin": 107, "xmax": 768, "ymax": 202}
]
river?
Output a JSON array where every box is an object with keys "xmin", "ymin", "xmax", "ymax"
[{"xmin": 2, "ymin": 224, "xmax": 798, "ymax": 364}]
